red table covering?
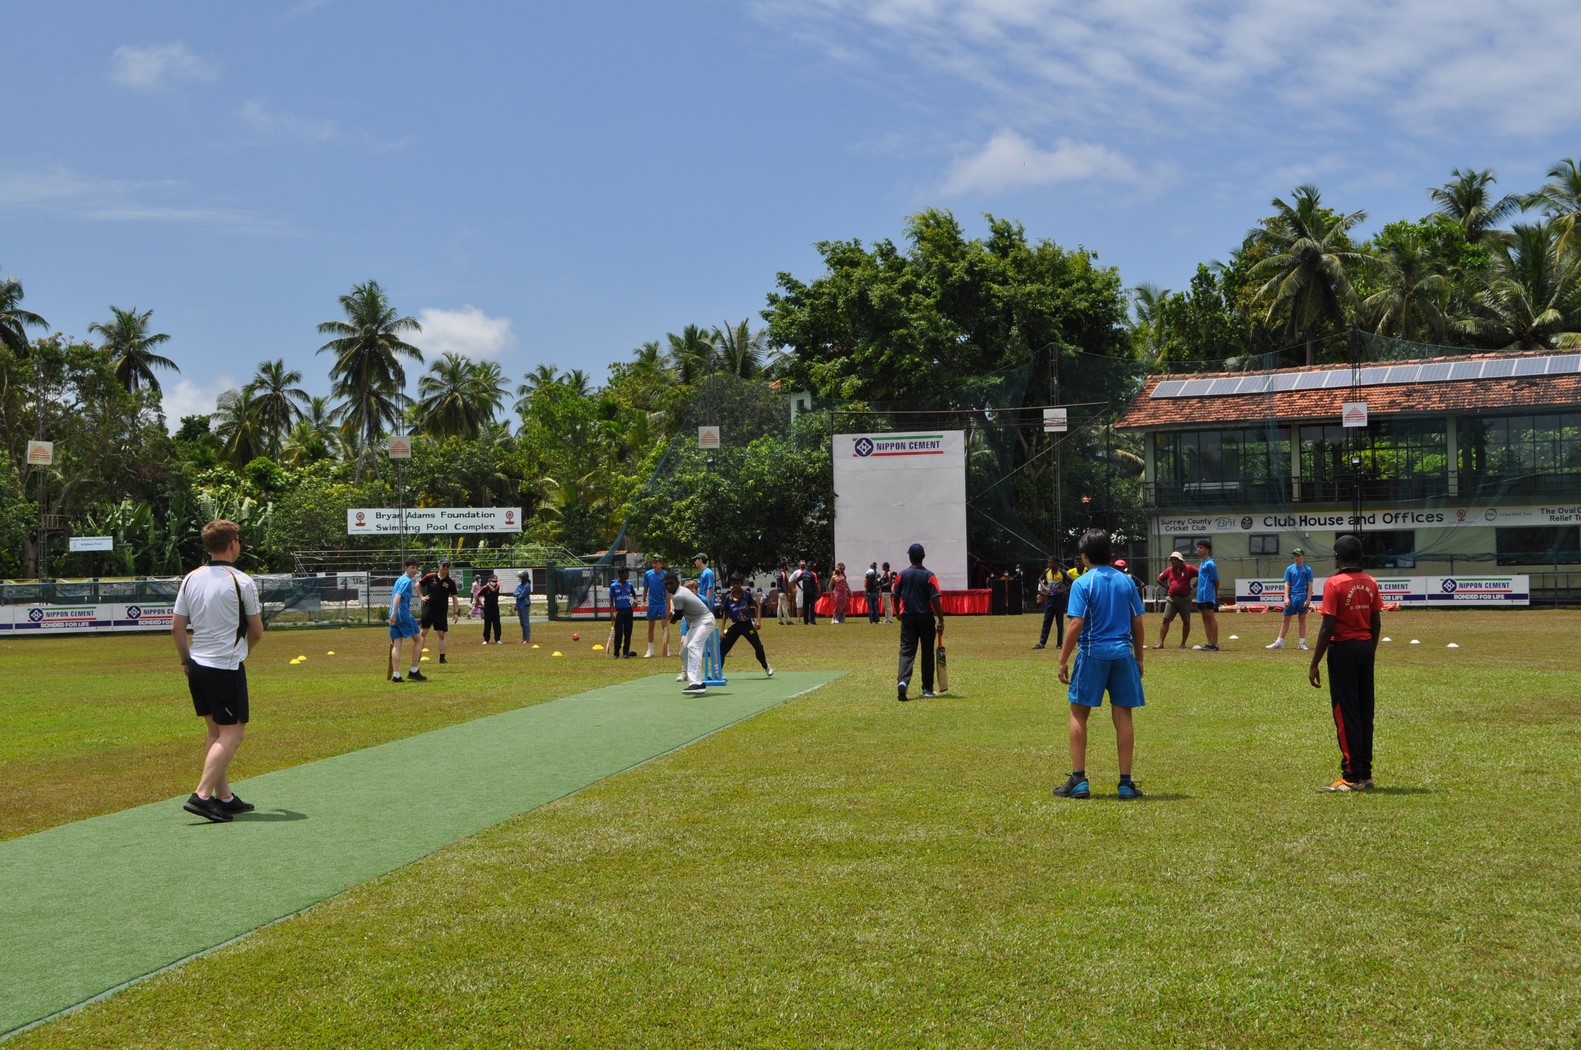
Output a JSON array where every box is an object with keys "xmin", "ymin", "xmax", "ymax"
[{"xmin": 812, "ymin": 590, "xmax": 991, "ymax": 616}]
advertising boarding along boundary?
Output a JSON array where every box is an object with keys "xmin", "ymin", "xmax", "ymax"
[{"xmin": 1236, "ymin": 575, "xmax": 1530, "ymax": 606}]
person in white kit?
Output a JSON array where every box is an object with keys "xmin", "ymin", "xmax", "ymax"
[
  {"xmin": 171, "ymin": 519, "xmax": 265, "ymax": 823},
  {"xmin": 664, "ymin": 572, "xmax": 716, "ymax": 695}
]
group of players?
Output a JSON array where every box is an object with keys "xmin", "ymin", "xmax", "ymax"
[{"xmin": 1047, "ymin": 528, "xmax": 1385, "ymax": 801}]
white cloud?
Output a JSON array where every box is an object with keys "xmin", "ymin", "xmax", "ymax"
[
  {"xmin": 415, "ymin": 306, "xmax": 515, "ymax": 362},
  {"xmin": 239, "ymin": 99, "xmax": 339, "ymax": 143},
  {"xmin": 109, "ymin": 42, "xmax": 218, "ymax": 90},
  {"xmin": 941, "ymin": 131, "xmax": 1141, "ymax": 195},
  {"xmin": 0, "ymin": 165, "xmax": 291, "ymax": 235},
  {"xmin": 161, "ymin": 376, "xmax": 241, "ymax": 432}
]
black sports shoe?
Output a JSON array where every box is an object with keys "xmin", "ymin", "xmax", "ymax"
[
  {"xmin": 216, "ymin": 794, "xmax": 255, "ymax": 814},
  {"xmin": 439, "ymin": 654, "xmax": 447, "ymax": 664},
  {"xmin": 682, "ymin": 682, "xmax": 708, "ymax": 694},
  {"xmin": 1052, "ymin": 774, "xmax": 1091, "ymax": 799},
  {"xmin": 1031, "ymin": 643, "xmax": 1045, "ymax": 650},
  {"xmin": 409, "ymin": 670, "xmax": 429, "ymax": 681},
  {"xmin": 922, "ymin": 690, "xmax": 937, "ymax": 698},
  {"xmin": 898, "ymin": 682, "xmax": 909, "ymax": 702},
  {"xmin": 391, "ymin": 675, "xmax": 403, "ymax": 683},
  {"xmin": 183, "ymin": 793, "xmax": 232, "ymax": 823}
]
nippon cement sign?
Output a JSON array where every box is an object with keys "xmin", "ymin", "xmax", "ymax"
[{"xmin": 347, "ymin": 508, "xmax": 522, "ymax": 535}]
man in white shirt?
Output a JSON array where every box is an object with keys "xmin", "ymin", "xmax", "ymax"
[
  {"xmin": 664, "ymin": 573, "xmax": 716, "ymax": 695},
  {"xmin": 171, "ymin": 519, "xmax": 265, "ymax": 823}
]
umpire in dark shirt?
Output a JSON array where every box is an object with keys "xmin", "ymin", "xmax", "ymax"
[{"xmin": 894, "ymin": 542, "xmax": 944, "ymax": 702}]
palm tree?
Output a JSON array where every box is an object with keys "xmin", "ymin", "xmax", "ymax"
[
  {"xmin": 513, "ymin": 363, "xmax": 562, "ymax": 415},
  {"xmin": 88, "ymin": 306, "xmax": 180, "ymax": 393},
  {"xmin": 316, "ymin": 280, "xmax": 422, "ymax": 473},
  {"xmin": 212, "ymin": 388, "xmax": 267, "ymax": 466},
  {"xmin": 243, "ymin": 359, "xmax": 310, "ymax": 456},
  {"xmin": 712, "ymin": 319, "xmax": 766, "ymax": 378},
  {"xmin": 1361, "ymin": 227, "xmax": 1451, "ymax": 343},
  {"xmin": 1459, "ymin": 222, "xmax": 1581, "ymax": 351},
  {"xmin": 0, "ymin": 266, "xmax": 48, "ymax": 357},
  {"xmin": 1127, "ymin": 283, "xmax": 1170, "ymax": 360},
  {"xmin": 561, "ymin": 368, "xmax": 592, "ymax": 397},
  {"xmin": 665, "ymin": 324, "xmax": 716, "ymax": 383},
  {"xmin": 1249, "ymin": 185, "xmax": 1373, "ymax": 365},
  {"xmin": 1429, "ymin": 168, "xmax": 1518, "ymax": 243},
  {"xmin": 415, "ymin": 353, "xmax": 506, "ymax": 438},
  {"xmin": 1520, "ymin": 158, "xmax": 1581, "ymax": 257}
]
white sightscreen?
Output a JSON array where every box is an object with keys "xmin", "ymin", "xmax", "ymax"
[{"xmin": 833, "ymin": 431, "xmax": 968, "ymax": 590}]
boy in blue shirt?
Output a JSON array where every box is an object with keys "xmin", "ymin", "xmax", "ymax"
[
  {"xmin": 1193, "ymin": 539, "xmax": 1221, "ymax": 651},
  {"xmin": 1267, "ymin": 548, "xmax": 1315, "ymax": 651},
  {"xmin": 642, "ymin": 555, "xmax": 668, "ymax": 658},
  {"xmin": 609, "ymin": 566, "xmax": 637, "ymax": 657},
  {"xmin": 1055, "ymin": 529, "xmax": 1145, "ymax": 799}
]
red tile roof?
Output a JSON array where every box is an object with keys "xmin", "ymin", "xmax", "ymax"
[{"xmin": 1116, "ymin": 350, "xmax": 1581, "ymax": 430}]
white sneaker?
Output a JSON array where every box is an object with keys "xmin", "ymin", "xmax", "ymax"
[
  {"xmin": 1298, "ymin": 641, "xmax": 1309, "ymax": 650},
  {"xmin": 766, "ymin": 667, "xmax": 774, "ymax": 678},
  {"xmin": 644, "ymin": 648, "xmax": 653, "ymax": 658},
  {"xmin": 676, "ymin": 672, "xmax": 687, "ymax": 681},
  {"xmin": 1266, "ymin": 639, "xmax": 1284, "ymax": 650}
]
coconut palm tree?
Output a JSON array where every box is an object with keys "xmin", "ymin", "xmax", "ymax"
[
  {"xmin": 415, "ymin": 353, "xmax": 506, "ymax": 438},
  {"xmin": 1249, "ymin": 185, "xmax": 1373, "ymax": 365},
  {"xmin": 1127, "ymin": 283, "xmax": 1170, "ymax": 360},
  {"xmin": 1429, "ymin": 168, "xmax": 1519, "ymax": 244},
  {"xmin": 665, "ymin": 324, "xmax": 716, "ymax": 383},
  {"xmin": 1361, "ymin": 227, "xmax": 1451, "ymax": 343},
  {"xmin": 561, "ymin": 368, "xmax": 592, "ymax": 397},
  {"xmin": 0, "ymin": 266, "xmax": 48, "ymax": 357},
  {"xmin": 243, "ymin": 358, "xmax": 310, "ymax": 456},
  {"xmin": 88, "ymin": 306, "xmax": 180, "ymax": 393},
  {"xmin": 212, "ymin": 388, "xmax": 267, "ymax": 466},
  {"xmin": 711, "ymin": 319, "xmax": 767, "ymax": 378},
  {"xmin": 1520, "ymin": 157, "xmax": 1581, "ymax": 257},
  {"xmin": 1458, "ymin": 222, "xmax": 1581, "ymax": 351},
  {"xmin": 316, "ymin": 280, "xmax": 422, "ymax": 473},
  {"xmin": 513, "ymin": 363, "xmax": 562, "ymax": 416}
]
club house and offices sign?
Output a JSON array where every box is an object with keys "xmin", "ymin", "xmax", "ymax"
[{"xmin": 347, "ymin": 508, "xmax": 523, "ymax": 535}]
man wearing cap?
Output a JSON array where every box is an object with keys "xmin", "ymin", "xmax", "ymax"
[
  {"xmin": 1114, "ymin": 558, "xmax": 1144, "ymax": 599},
  {"xmin": 893, "ymin": 542, "xmax": 944, "ymax": 701},
  {"xmin": 1154, "ymin": 550, "xmax": 1199, "ymax": 649},
  {"xmin": 1268, "ymin": 547, "xmax": 1315, "ymax": 650},
  {"xmin": 513, "ymin": 569, "xmax": 534, "ymax": 643},
  {"xmin": 418, "ymin": 558, "xmax": 461, "ymax": 664}
]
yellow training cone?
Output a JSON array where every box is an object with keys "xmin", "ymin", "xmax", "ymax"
[
  {"xmin": 297, "ymin": 655, "xmax": 307, "ymax": 661},
  {"xmin": 551, "ymin": 650, "xmax": 564, "ymax": 657},
  {"xmin": 422, "ymin": 647, "xmax": 431, "ymax": 653},
  {"xmin": 531, "ymin": 644, "xmax": 540, "ymax": 649},
  {"xmin": 420, "ymin": 655, "xmax": 430, "ymax": 662},
  {"xmin": 289, "ymin": 658, "xmax": 300, "ymax": 665},
  {"xmin": 592, "ymin": 643, "xmax": 605, "ymax": 650},
  {"xmin": 326, "ymin": 650, "xmax": 336, "ymax": 655}
]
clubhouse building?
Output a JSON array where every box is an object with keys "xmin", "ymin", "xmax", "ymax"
[{"xmin": 1115, "ymin": 349, "xmax": 1581, "ymax": 603}]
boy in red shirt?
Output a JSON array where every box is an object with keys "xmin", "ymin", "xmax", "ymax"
[{"xmin": 1308, "ymin": 535, "xmax": 1382, "ymax": 792}]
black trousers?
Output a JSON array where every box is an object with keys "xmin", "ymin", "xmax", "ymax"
[
  {"xmin": 481, "ymin": 605, "xmax": 501, "ymax": 642},
  {"xmin": 802, "ymin": 588, "xmax": 818, "ymax": 624},
  {"xmin": 613, "ymin": 608, "xmax": 634, "ymax": 655},
  {"xmin": 866, "ymin": 591, "xmax": 881, "ymax": 623},
  {"xmin": 898, "ymin": 612, "xmax": 937, "ymax": 692},
  {"xmin": 720, "ymin": 621, "xmax": 768, "ymax": 670},
  {"xmin": 1326, "ymin": 639, "xmax": 1376, "ymax": 781},
  {"xmin": 1038, "ymin": 598, "xmax": 1066, "ymax": 646}
]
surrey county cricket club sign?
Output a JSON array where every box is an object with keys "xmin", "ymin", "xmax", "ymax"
[{"xmin": 347, "ymin": 508, "xmax": 522, "ymax": 535}]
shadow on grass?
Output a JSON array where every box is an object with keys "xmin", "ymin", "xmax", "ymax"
[
  {"xmin": 1364, "ymin": 786, "xmax": 1433, "ymax": 796},
  {"xmin": 235, "ymin": 810, "xmax": 309, "ymax": 822}
]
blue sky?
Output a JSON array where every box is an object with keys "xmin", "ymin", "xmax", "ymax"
[{"xmin": 6, "ymin": 1, "xmax": 1580, "ymax": 427}]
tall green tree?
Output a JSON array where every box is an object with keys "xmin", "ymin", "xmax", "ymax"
[
  {"xmin": 1459, "ymin": 222, "xmax": 1581, "ymax": 350},
  {"xmin": 665, "ymin": 324, "xmax": 717, "ymax": 384},
  {"xmin": 1248, "ymin": 185, "xmax": 1373, "ymax": 365},
  {"xmin": 1520, "ymin": 157, "xmax": 1581, "ymax": 257},
  {"xmin": 88, "ymin": 306, "xmax": 179, "ymax": 393},
  {"xmin": 244, "ymin": 359, "xmax": 310, "ymax": 457},
  {"xmin": 316, "ymin": 280, "xmax": 422, "ymax": 475},
  {"xmin": 415, "ymin": 353, "xmax": 506, "ymax": 439},
  {"xmin": 1429, "ymin": 168, "xmax": 1518, "ymax": 244},
  {"xmin": 212, "ymin": 388, "xmax": 267, "ymax": 467},
  {"xmin": 0, "ymin": 266, "xmax": 48, "ymax": 358},
  {"xmin": 711, "ymin": 319, "xmax": 768, "ymax": 378}
]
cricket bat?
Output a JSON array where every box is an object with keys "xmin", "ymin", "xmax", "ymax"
[
  {"xmin": 935, "ymin": 644, "xmax": 949, "ymax": 692},
  {"xmin": 607, "ymin": 622, "xmax": 616, "ymax": 658}
]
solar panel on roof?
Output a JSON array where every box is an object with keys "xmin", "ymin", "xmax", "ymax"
[
  {"xmin": 1512, "ymin": 358, "xmax": 1547, "ymax": 377},
  {"xmin": 1417, "ymin": 363, "xmax": 1452, "ymax": 382},
  {"xmin": 1383, "ymin": 365, "xmax": 1420, "ymax": 384},
  {"xmin": 1483, "ymin": 358, "xmax": 1516, "ymax": 377},
  {"xmin": 1206, "ymin": 378, "xmax": 1240, "ymax": 395},
  {"xmin": 1547, "ymin": 354, "xmax": 1581, "ymax": 374},
  {"xmin": 1322, "ymin": 371, "xmax": 1352, "ymax": 389},
  {"xmin": 1357, "ymin": 366, "xmax": 1391, "ymax": 385},
  {"xmin": 1151, "ymin": 380, "xmax": 1185, "ymax": 399},
  {"xmin": 1291, "ymin": 372, "xmax": 1324, "ymax": 391},
  {"xmin": 1447, "ymin": 361, "xmax": 1482, "ymax": 380},
  {"xmin": 1143, "ymin": 353, "xmax": 1579, "ymax": 397},
  {"xmin": 1268, "ymin": 373, "xmax": 1300, "ymax": 391},
  {"xmin": 1236, "ymin": 376, "xmax": 1271, "ymax": 394}
]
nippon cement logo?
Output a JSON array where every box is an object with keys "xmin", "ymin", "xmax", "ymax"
[{"xmin": 853, "ymin": 434, "xmax": 945, "ymax": 457}]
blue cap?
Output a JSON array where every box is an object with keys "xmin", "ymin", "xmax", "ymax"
[{"xmin": 907, "ymin": 543, "xmax": 925, "ymax": 558}]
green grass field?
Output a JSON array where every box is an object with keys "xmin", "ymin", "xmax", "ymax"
[{"xmin": 3, "ymin": 611, "xmax": 1579, "ymax": 1048}]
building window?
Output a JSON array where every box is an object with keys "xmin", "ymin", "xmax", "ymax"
[
  {"xmin": 1359, "ymin": 530, "xmax": 1415, "ymax": 570},
  {"xmin": 1172, "ymin": 536, "xmax": 1211, "ymax": 557},
  {"xmin": 1249, "ymin": 534, "xmax": 1280, "ymax": 555},
  {"xmin": 1496, "ymin": 526, "xmax": 1581, "ymax": 566},
  {"xmin": 1155, "ymin": 427, "xmax": 1290, "ymax": 496}
]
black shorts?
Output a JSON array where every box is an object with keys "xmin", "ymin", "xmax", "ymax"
[
  {"xmin": 420, "ymin": 603, "xmax": 450, "ymax": 631},
  {"xmin": 188, "ymin": 662, "xmax": 250, "ymax": 725}
]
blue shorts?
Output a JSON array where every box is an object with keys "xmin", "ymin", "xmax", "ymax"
[
  {"xmin": 1067, "ymin": 652, "xmax": 1145, "ymax": 709},
  {"xmin": 389, "ymin": 615, "xmax": 420, "ymax": 640},
  {"xmin": 1283, "ymin": 601, "xmax": 1308, "ymax": 617},
  {"xmin": 646, "ymin": 604, "xmax": 666, "ymax": 621}
]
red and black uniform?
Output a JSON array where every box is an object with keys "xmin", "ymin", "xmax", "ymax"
[{"xmin": 1319, "ymin": 567, "xmax": 1382, "ymax": 782}]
